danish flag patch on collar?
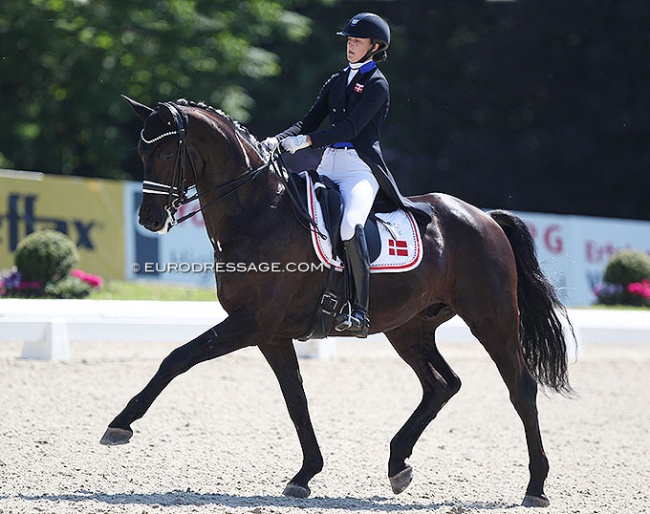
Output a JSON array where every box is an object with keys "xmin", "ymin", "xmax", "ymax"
[{"xmin": 353, "ymin": 83, "xmax": 365, "ymax": 93}]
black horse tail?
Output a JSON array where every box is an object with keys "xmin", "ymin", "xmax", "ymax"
[{"xmin": 488, "ymin": 209, "xmax": 575, "ymax": 394}]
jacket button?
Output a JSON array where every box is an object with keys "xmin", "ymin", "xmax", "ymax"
[{"xmin": 333, "ymin": 108, "xmax": 337, "ymax": 112}]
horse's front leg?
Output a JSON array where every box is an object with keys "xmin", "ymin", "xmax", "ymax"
[
  {"xmin": 258, "ymin": 340, "xmax": 323, "ymax": 498},
  {"xmin": 100, "ymin": 312, "xmax": 263, "ymax": 445}
]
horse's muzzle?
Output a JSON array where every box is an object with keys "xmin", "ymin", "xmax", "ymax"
[{"xmin": 139, "ymin": 204, "xmax": 175, "ymax": 234}]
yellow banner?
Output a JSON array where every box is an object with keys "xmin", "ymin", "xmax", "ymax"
[{"xmin": 0, "ymin": 171, "xmax": 124, "ymax": 279}]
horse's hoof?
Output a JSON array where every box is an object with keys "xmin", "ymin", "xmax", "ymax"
[
  {"xmin": 283, "ymin": 482, "xmax": 311, "ymax": 498},
  {"xmin": 522, "ymin": 494, "xmax": 550, "ymax": 507},
  {"xmin": 389, "ymin": 465, "xmax": 413, "ymax": 494},
  {"xmin": 100, "ymin": 427, "xmax": 133, "ymax": 446}
]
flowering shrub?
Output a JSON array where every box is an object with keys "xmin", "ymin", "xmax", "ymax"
[
  {"xmin": 594, "ymin": 280, "xmax": 650, "ymax": 307},
  {"xmin": 1, "ymin": 266, "xmax": 102, "ymax": 299},
  {"xmin": 594, "ymin": 250, "xmax": 650, "ymax": 307},
  {"xmin": 44, "ymin": 275, "xmax": 95, "ymax": 299},
  {"xmin": 1, "ymin": 270, "xmax": 23, "ymax": 292},
  {"xmin": 0, "ymin": 231, "xmax": 103, "ymax": 299},
  {"xmin": 603, "ymin": 250, "xmax": 650, "ymax": 286},
  {"xmin": 15, "ymin": 230, "xmax": 78, "ymax": 285},
  {"xmin": 593, "ymin": 282, "xmax": 624, "ymax": 305},
  {"xmin": 627, "ymin": 279, "xmax": 650, "ymax": 299},
  {"xmin": 0, "ymin": 269, "xmax": 42, "ymax": 298}
]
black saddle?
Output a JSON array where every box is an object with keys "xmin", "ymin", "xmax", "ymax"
[{"xmin": 287, "ymin": 169, "xmax": 381, "ymax": 263}]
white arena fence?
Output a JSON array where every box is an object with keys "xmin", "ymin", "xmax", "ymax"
[{"xmin": 0, "ymin": 299, "xmax": 648, "ymax": 361}]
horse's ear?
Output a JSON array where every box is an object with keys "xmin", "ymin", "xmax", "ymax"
[
  {"xmin": 122, "ymin": 95, "xmax": 154, "ymax": 121},
  {"xmin": 157, "ymin": 102, "xmax": 175, "ymax": 126}
]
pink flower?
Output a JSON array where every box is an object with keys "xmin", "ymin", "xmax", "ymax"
[
  {"xmin": 18, "ymin": 280, "xmax": 42, "ymax": 290},
  {"xmin": 71, "ymin": 269, "xmax": 103, "ymax": 289},
  {"xmin": 627, "ymin": 279, "xmax": 650, "ymax": 299}
]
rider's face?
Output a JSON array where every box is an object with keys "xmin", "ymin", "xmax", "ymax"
[{"xmin": 346, "ymin": 37, "xmax": 376, "ymax": 63}]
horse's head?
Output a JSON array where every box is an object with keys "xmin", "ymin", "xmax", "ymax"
[
  {"xmin": 123, "ymin": 96, "xmax": 198, "ymax": 234},
  {"xmin": 124, "ymin": 95, "xmax": 274, "ymax": 238}
]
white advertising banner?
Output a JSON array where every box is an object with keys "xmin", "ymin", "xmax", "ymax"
[
  {"xmin": 123, "ymin": 182, "xmax": 215, "ymax": 287},
  {"xmin": 517, "ymin": 211, "xmax": 650, "ymax": 306}
]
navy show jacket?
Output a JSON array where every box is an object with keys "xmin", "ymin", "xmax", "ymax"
[{"xmin": 277, "ymin": 61, "xmax": 433, "ymax": 225}]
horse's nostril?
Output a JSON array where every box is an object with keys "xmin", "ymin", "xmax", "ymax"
[{"xmin": 139, "ymin": 213, "xmax": 164, "ymax": 232}]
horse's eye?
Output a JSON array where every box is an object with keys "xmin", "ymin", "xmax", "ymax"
[{"xmin": 160, "ymin": 149, "xmax": 175, "ymax": 161}]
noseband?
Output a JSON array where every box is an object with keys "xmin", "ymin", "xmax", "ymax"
[{"xmin": 141, "ymin": 102, "xmax": 270, "ymax": 226}]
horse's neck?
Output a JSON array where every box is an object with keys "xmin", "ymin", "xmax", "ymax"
[
  {"xmin": 189, "ymin": 110, "xmax": 283, "ymax": 249},
  {"xmin": 199, "ymin": 151, "xmax": 281, "ymax": 248}
]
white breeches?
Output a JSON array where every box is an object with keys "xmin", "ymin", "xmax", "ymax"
[{"xmin": 316, "ymin": 147, "xmax": 380, "ymax": 241}]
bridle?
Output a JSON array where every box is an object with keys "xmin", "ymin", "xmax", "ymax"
[
  {"xmin": 140, "ymin": 103, "xmax": 193, "ymax": 226},
  {"xmin": 140, "ymin": 102, "xmax": 272, "ymax": 227},
  {"xmin": 140, "ymin": 102, "xmax": 323, "ymax": 238}
]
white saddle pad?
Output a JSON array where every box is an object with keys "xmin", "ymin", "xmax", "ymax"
[{"xmin": 302, "ymin": 171, "xmax": 423, "ymax": 273}]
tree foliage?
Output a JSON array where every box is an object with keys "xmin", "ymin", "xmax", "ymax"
[
  {"xmin": 0, "ymin": 0, "xmax": 310, "ymax": 178},
  {"xmin": 1, "ymin": 0, "xmax": 649, "ymax": 220},
  {"xmin": 420, "ymin": 0, "xmax": 650, "ymax": 220}
]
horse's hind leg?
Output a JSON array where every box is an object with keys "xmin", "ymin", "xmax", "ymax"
[
  {"xmin": 384, "ymin": 318, "xmax": 462, "ymax": 495},
  {"xmin": 258, "ymin": 339, "xmax": 323, "ymax": 499},
  {"xmin": 466, "ymin": 314, "xmax": 550, "ymax": 507}
]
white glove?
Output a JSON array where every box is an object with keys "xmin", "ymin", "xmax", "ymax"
[
  {"xmin": 261, "ymin": 136, "xmax": 278, "ymax": 153},
  {"xmin": 281, "ymin": 135, "xmax": 310, "ymax": 154}
]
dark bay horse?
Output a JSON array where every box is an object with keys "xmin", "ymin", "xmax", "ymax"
[{"xmin": 101, "ymin": 97, "xmax": 574, "ymax": 507}]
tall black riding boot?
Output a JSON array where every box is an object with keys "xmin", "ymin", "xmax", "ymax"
[{"xmin": 335, "ymin": 224, "xmax": 370, "ymax": 338}]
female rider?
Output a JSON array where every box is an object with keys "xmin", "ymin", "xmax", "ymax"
[{"xmin": 265, "ymin": 12, "xmax": 432, "ymax": 337}]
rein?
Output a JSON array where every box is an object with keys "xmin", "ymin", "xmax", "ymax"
[{"xmin": 177, "ymin": 159, "xmax": 271, "ymax": 224}]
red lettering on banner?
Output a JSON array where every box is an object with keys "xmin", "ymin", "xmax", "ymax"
[
  {"xmin": 544, "ymin": 225, "xmax": 563, "ymax": 254},
  {"xmin": 524, "ymin": 222, "xmax": 563, "ymax": 254},
  {"xmin": 585, "ymin": 241, "xmax": 630, "ymax": 264}
]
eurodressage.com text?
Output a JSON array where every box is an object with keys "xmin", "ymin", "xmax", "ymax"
[{"xmin": 132, "ymin": 262, "xmax": 325, "ymax": 274}]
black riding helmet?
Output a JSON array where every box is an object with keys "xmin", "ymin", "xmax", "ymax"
[{"xmin": 337, "ymin": 12, "xmax": 390, "ymax": 61}]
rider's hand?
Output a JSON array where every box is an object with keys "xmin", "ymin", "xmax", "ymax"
[
  {"xmin": 261, "ymin": 136, "xmax": 279, "ymax": 153},
  {"xmin": 281, "ymin": 135, "xmax": 310, "ymax": 154}
]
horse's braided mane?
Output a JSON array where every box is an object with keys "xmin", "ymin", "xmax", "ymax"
[{"xmin": 174, "ymin": 98, "xmax": 266, "ymax": 155}]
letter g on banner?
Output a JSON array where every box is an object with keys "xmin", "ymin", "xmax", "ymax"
[{"xmin": 544, "ymin": 224, "xmax": 563, "ymax": 254}]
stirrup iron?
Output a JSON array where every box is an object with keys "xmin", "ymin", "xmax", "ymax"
[{"xmin": 334, "ymin": 301, "xmax": 353, "ymax": 331}]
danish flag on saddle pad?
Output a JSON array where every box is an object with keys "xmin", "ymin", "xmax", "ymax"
[
  {"xmin": 353, "ymin": 83, "xmax": 365, "ymax": 94},
  {"xmin": 388, "ymin": 239, "xmax": 409, "ymax": 257}
]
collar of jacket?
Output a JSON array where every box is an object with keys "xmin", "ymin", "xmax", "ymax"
[{"xmin": 344, "ymin": 60, "xmax": 377, "ymax": 74}]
